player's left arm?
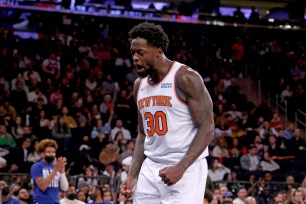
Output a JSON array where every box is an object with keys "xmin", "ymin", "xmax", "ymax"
[{"xmin": 176, "ymin": 67, "xmax": 214, "ymax": 170}]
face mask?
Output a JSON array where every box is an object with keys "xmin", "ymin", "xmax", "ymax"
[
  {"xmin": 45, "ymin": 155, "xmax": 55, "ymax": 163},
  {"xmin": 67, "ymin": 193, "xmax": 76, "ymax": 200},
  {"xmin": 20, "ymin": 198, "xmax": 29, "ymax": 202},
  {"xmin": 89, "ymin": 194, "xmax": 96, "ymax": 201}
]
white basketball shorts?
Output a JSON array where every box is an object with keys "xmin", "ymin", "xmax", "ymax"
[{"xmin": 133, "ymin": 157, "xmax": 208, "ymax": 204}]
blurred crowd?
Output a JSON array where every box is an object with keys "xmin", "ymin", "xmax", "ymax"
[{"xmin": 0, "ymin": 10, "xmax": 306, "ymax": 204}]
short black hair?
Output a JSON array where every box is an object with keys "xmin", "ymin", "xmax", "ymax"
[{"xmin": 129, "ymin": 22, "xmax": 170, "ymax": 52}]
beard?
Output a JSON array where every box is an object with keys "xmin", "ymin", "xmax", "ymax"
[{"xmin": 137, "ymin": 65, "xmax": 153, "ymax": 79}]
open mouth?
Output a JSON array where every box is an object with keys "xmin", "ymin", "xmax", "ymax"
[{"xmin": 134, "ymin": 64, "xmax": 144, "ymax": 72}]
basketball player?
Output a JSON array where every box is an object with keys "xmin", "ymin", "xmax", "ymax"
[
  {"xmin": 120, "ymin": 22, "xmax": 214, "ymax": 204},
  {"xmin": 31, "ymin": 139, "xmax": 68, "ymax": 204}
]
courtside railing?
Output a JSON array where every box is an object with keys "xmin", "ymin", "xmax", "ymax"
[
  {"xmin": 295, "ymin": 109, "xmax": 306, "ymax": 138},
  {"xmin": 267, "ymin": 93, "xmax": 288, "ymax": 127}
]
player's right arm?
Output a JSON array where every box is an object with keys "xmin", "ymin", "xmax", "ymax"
[{"xmin": 120, "ymin": 78, "xmax": 146, "ymax": 198}]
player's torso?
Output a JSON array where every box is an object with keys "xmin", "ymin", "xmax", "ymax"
[{"xmin": 137, "ymin": 61, "xmax": 201, "ymax": 164}]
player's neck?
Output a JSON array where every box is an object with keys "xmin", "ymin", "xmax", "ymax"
[{"xmin": 150, "ymin": 58, "xmax": 173, "ymax": 83}]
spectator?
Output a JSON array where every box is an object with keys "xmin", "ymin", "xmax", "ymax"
[
  {"xmin": 76, "ymin": 191, "xmax": 86, "ymax": 203},
  {"xmin": 2, "ymin": 186, "xmax": 20, "ymax": 204},
  {"xmin": 284, "ymin": 122, "xmax": 295, "ymax": 140},
  {"xmin": 13, "ymin": 137, "xmax": 31, "ymax": 172},
  {"xmin": 99, "ymin": 142, "xmax": 120, "ymax": 166},
  {"xmin": 115, "ymin": 89, "xmax": 132, "ymax": 122},
  {"xmin": 227, "ymin": 103, "xmax": 242, "ymax": 122},
  {"xmin": 99, "ymin": 94, "xmax": 114, "ymax": 122},
  {"xmin": 36, "ymin": 109, "xmax": 51, "ymax": 138},
  {"xmin": 269, "ymin": 113, "xmax": 285, "ymax": 130},
  {"xmin": 0, "ymin": 76, "xmax": 10, "ymax": 100},
  {"xmin": 208, "ymin": 159, "xmax": 231, "ymax": 182},
  {"xmin": 0, "ymin": 124, "xmax": 16, "ymax": 149},
  {"xmin": 110, "ymin": 119, "xmax": 131, "ymax": 141},
  {"xmin": 260, "ymin": 151, "xmax": 280, "ymax": 172},
  {"xmin": 273, "ymin": 191, "xmax": 285, "ymax": 204},
  {"xmin": 77, "ymin": 166, "xmax": 98, "ymax": 189},
  {"xmin": 49, "ymin": 89, "xmax": 63, "ymax": 105},
  {"xmin": 249, "ymin": 6, "xmax": 260, "ymax": 23},
  {"xmin": 9, "ymin": 80, "xmax": 28, "ymax": 115},
  {"xmin": 280, "ymin": 85, "xmax": 293, "ymax": 100},
  {"xmin": 253, "ymin": 135, "xmax": 267, "ymax": 157},
  {"xmin": 30, "ymin": 139, "xmax": 68, "ymax": 204},
  {"xmin": 120, "ymin": 139, "xmax": 134, "ymax": 161},
  {"xmin": 51, "ymin": 116, "xmax": 72, "ymax": 153},
  {"xmin": 240, "ymin": 145, "xmax": 260, "ymax": 173},
  {"xmin": 17, "ymin": 188, "xmax": 30, "ymax": 204},
  {"xmin": 245, "ymin": 196, "xmax": 256, "ymax": 204},
  {"xmin": 91, "ymin": 119, "xmax": 111, "ymax": 140},
  {"xmin": 223, "ymin": 191, "xmax": 234, "ymax": 203},
  {"xmin": 267, "ymin": 135, "xmax": 282, "ymax": 157},
  {"xmin": 230, "ymin": 137, "xmax": 247, "ymax": 158},
  {"xmin": 60, "ymin": 184, "xmax": 85, "ymax": 204},
  {"xmin": 59, "ymin": 106, "xmax": 78, "ymax": 129},
  {"xmin": 113, "ymin": 131, "xmax": 127, "ymax": 154},
  {"xmin": 0, "ymin": 156, "xmax": 7, "ymax": 170},
  {"xmin": 27, "ymin": 139, "xmax": 41, "ymax": 164},
  {"xmin": 120, "ymin": 156, "xmax": 132, "ymax": 183},
  {"xmin": 287, "ymin": 128, "xmax": 306, "ymax": 153},
  {"xmin": 41, "ymin": 52, "xmax": 61, "ymax": 81},
  {"xmin": 23, "ymin": 61, "xmax": 41, "ymax": 87},
  {"xmin": 88, "ymin": 185, "xmax": 103, "ymax": 204},
  {"xmin": 11, "ymin": 116, "xmax": 25, "ymax": 143},
  {"xmin": 27, "ymin": 87, "xmax": 48, "ymax": 105},
  {"xmin": 290, "ymin": 189, "xmax": 303, "ymax": 204},
  {"xmin": 214, "ymin": 117, "xmax": 232, "ymax": 137},
  {"xmin": 233, "ymin": 6, "xmax": 246, "ymax": 21},
  {"xmin": 102, "ymin": 190, "xmax": 113, "ymax": 203},
  {"xmin": 0, "ymin": 101, "xmax": 17, "ymax": 120},
  {"xmin": 212, "ymin": 137, "xmax": 230, "ymax": 157},
  {"xmin": 284, "ymin": 175, "xmax": 299, "ymax": 191},
  {"xmin": 102, "ymin": 74, "xmax": 118, "ymax": 95},
  {"xmin": 125, "ymin": 67, "xmax": 138, "ymax": 84},
  {"xmin": 233, "ymin": 186, "xmax": 247, "ymax": 204}
]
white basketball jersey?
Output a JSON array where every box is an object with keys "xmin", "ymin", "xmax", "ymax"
[{"xmin": 136, "ymin": 61, "xmax": 208, "ymax": 164}]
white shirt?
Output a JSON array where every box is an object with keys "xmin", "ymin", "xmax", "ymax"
[
  {"xmin": 233, "ymin": 198, "xmax": 245, "ymax": 204},
  {"xmin": 111, "ymin": 127, "xmax": 131, "ymax": 141},
  {"xmin": 208, "ymin": 167, "xmax": 231, "ymax": 182},
  {"xmin": 249, "ymin": 155, "xmax": 259, "ymax": 171},
  {"xmin": 27, "ymin": 91, "xmax": 48, "ymax": 104},
  {"xmin": 260, "ymin": 160, "xmax": 280, "ymax": 171},
  {"xmin": 60, "ymin": 198, "xmax": 85, "ymax": 204},
  {"xmin": 23, "ymin": 71, "xmax": 41, "ymax": 82}
]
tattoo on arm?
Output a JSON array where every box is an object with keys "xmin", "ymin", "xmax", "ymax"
[
  {"xmin": 128, "ymin": 78, "xmax": 147, "ymax": 178},
  {"xmin": 176, "ymin": 67, "xmax": 214, "ymax": 170}
]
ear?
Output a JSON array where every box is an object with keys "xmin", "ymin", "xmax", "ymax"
[{"xmin": 156, "ymin": 48, "xmax": 163, "ymax": 58}]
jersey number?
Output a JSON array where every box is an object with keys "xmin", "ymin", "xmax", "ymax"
[{"xmin": 144, "ymin": 111, "xmax": 168, "ymax": 136}]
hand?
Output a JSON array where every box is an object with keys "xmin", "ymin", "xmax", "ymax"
[
  {"xmin": 159, "ymin": 165, "xmax": 185, "ymax": 186},
  {"xmin": 54, "ymin": 157, "xmax": 67, "ymax": 173},
  {"xmin": 117, "ymin": 193, "xmax": 126, "ymax": 202},
  {"xmin": 120, "ymin": 176, "xmax": 136, "ymax": 199}
]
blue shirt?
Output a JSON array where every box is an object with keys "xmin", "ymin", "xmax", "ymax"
[
  {"xmin": 3, "ymin": 197, "xmax": 20, "ymax": 204},
  {"xmin": 31, "ymin": 161, "xmax": 60, "ymax": 204}
]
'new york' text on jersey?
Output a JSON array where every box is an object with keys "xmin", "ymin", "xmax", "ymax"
[{"xmin": 136, "ymin": 61, "xmax": 208, "ymax": 164}]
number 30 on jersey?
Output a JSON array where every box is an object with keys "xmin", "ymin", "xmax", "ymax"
[{"xmin": 144, "ymin": 111, "xmax": 168, "ymax": 136}]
